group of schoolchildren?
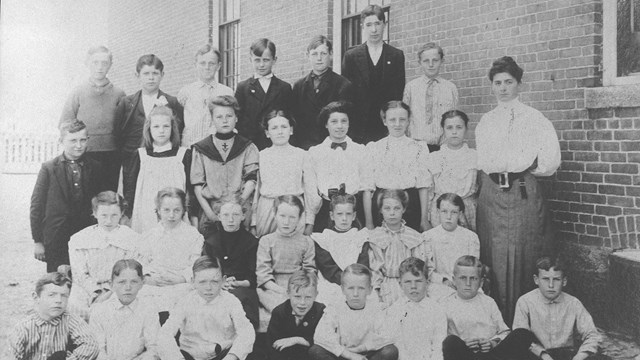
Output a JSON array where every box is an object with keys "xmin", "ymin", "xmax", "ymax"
[{"xmin": 16, "ymin": 3, "xmax": 607, "ymax": 360}]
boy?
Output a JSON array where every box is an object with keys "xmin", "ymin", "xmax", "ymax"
[
  {"xmin": 403, "ymin": 43, "xmax": 458, "ymax": 152},
  {"xmin": 292, "ymin": 35, "xmax": 354, "ymax": 150},
  {"xmin": 441, "ymin": 255, "xmax": 533, "ymax": 360},
  {"xmin": 60, "ymin": 46, "xmax": 126, "ymax": 191},
  {"xmin": 513, "ymin": 257, "xmax": 609, "ymax": 360},
  {"xmin": 191, "ymin": 95, "xmax": 259, "ymax": 232},
  {"xmin": 304, "ymin": 101, "xmax": 369, "ymax": 233},
  {"xmin": 115, "ymin": 54, "xmax": 184, "ymax": 210},
  {"xmin": 157, "ymin": 255, "xmax": 255, "ymax": 360},
  {"xmin": 203, "ymin": 200, "xmax": 259, "ymax": 329},
  {"xmin": 9, "ymin": 272, "xmax": 99, "ymax": 360},
  {"xmin": 178, "ymin": 44, "xmax": 235, "ymax": 147},
  {"xmin": 342, "ymin": 4, "xmax": 405, "ymax": 143},
  {"xmin": 310, "ymin": 263, "xmax": 398, "ymax": 360},
  {"xmin": 31, "ymin": 120, "xmax": 107, "ymax": 272},
  {"xmin": 385, "ymin": 257, "xmax": 447, "ymax": 360},
  {"xmin": 267, "ymin": 269, "xmax": 326, "ymax": 360}
]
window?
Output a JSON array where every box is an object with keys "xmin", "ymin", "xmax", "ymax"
[
  {"xmin": 603, "ymin": 0, "xmax": 640, "ymax": 85},
  {"xmin": 341, "ymin": 0, "xmax": 390, "ymax": 52},
  {"xmin": 219, "ymin": 0, "xmax": 240, "ymax": 88}
]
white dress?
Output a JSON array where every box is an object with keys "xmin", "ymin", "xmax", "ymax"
[
  {"xmin": 131, "ymin": 147, "xmax": 188, "ymax": 233},
  {"xmin": 311, "ymin": 228, "xmax": 368, "ymax": 305},
  {"xmin": 68, "ymin": 225, "xmax": 141, "ymax": 318}
]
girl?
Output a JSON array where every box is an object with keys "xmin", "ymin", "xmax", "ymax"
[
  {"xmin": 235, "ymin": 38, "xmax": 293, "ymax": 150},
  {"xmin": 425, "ymin": 110, "xmax": 478, "ymax": 230},
  {"xmin": 90, "ymin": 259, "xmax": 160, "ymax": 360},
  {"xmin": 124, "ymin": 105, "xmax": 192, "ymax": 233},
  {"xmin": 422, "ymin": 193, "xmax": 480, "ymax": 289},
  {"xmin": 68, "ymin": 191, "xmax": 140, "ymax": 319},
  {"xmin": 291, "ymin": 35, "xmax": 354, "ymax": 150},
  {"xmin": 363, "ymin": 100, "xmax": 431, "ymax": 232},
  {"xmin": 311, "ymin": 194, "xmax": 369, "ymax": 305},
  {"xmin": 256, "ymin": 195, "xmax": 315, "ymax": 330},
  {"xmin": 251, "ymin": 110, "xmax": 307, "ymax": 237},
  {"xmin": 364, "ymin": 189, "xmax": 432, "ymax": 308},
  {"xmin": 137, "ymin": 187, "xmax": 203, "ymax": 316}
]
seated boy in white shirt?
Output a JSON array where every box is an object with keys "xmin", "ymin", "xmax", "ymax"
[
  {"xmin": 441, "ymin": 255, "xmax": 533, "ymax": 360},
  {"xmin": 157, "ymin": 255, "xmax": 255, "ymax": 360},
  {"xmin": 310, "ymin": 263, "xmax": 398, "ymax": 360},
  {"xmin": 386, "ymin": 257, "xmax": 447, "ymax": 360},
  {"xmin": 513, "ymin": 256, "xmax": 610, "ymax": 360}
]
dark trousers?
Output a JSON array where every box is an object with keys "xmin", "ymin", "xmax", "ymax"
[
  {"xmin": 427, "ymin": 144, "xmax": 440, "ymax": 153},
  {"xmin": 45, "ymin": 242, "xmax": 70, "ymax": 273},
  {"xmin": 308, "ymin": 344, "xmax": 398, "ymax": 360},
  {"xmin": 443, "ymin": 329, "xmax": 534, "ymax": 360},
  {"xmin": 121, "ymin": 151, "xmax": 136, "ymax": 197},
  {"xmin": 371, "ymin": 187, "xmax": 421, "ymax": 231},
  {"xmin": 86, "ymin": 151, "xmax": 121, "ymax": 192},
  {"xmin": 313, "ymin": 191, "xmax": 365, "ymax": 232},
  {"xmin": 269, "ymin": 344, "xmax": 311, "ymax": 360},
  {"xmin": 229, "ymin": 286, "xmax": 259, "ymax": 329}
]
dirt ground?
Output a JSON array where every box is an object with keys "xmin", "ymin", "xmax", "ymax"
[{"xmin": 1, "ymin": 173, "xmax": 638, "ymax": 359}]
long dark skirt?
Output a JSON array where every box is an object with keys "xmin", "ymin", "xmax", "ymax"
[{"xmin": 476, "ymin": 171, "xmax": 552, "ymax": 325}]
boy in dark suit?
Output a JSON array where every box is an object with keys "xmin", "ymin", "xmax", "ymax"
[
  {"xmin": 114, "ymin": 54, "xmax": 183, "ymax": 216},
  {"xmin": 341, "ymin": 4, "xmax": 405, "ymax": 144},
  {"xmin": 292, "ymin": 35, "xmax": 354, "ymax": 150},
  {"xmin": 267, "ymin": 269, "xmax": 325, "ymax": 360},
  {"xmin": 235, "ymin": 38, "xmax": 293, "ymax": 150},
  {"xmin": 30, "ymin": 120, "xmax": 107, "ymax": 272}
]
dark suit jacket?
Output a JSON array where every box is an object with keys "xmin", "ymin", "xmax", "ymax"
[
  {"xmin": 30, "ymin": 154, "xmax": 107, "ymax": 268},
  {"xmin": 267, "ymin": 300, "xmax": 326, "ymax": 360},
  {"xmin": 341, "ymin": 43, "xmax": 405, "ymax": 143},
  {"xmin": 291, "ymin": 70, "xmax": 354, "ymax": 150},
  {"xmin": 235, "ymin": 76, "xmax": 293, "ymax": 150},
  {"xmin": 113, "ymin": 89, "xmax": 184, "ymax": 154}
]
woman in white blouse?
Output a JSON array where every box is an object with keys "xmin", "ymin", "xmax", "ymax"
[{"xmin": 475, "ymin": 56, "xmax": 561, "ymax": 324}]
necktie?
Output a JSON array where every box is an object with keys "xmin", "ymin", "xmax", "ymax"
[
  {"xmin": 331, "ymin": 142, "xmax": 347, "ymax": 150},
  {"xmin": 425, "ymin": 79, "xmax": 436, "ymax": 124}
]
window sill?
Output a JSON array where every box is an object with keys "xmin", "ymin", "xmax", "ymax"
[{"xmin": 586, "ymin": 84, "xmax": 640, "ymax": 109}]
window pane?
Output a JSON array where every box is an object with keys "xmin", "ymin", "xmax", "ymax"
[
  {"xmin": 219, "ymin": 20, "xmax": 239, "ymax": 88},
  {"xmin": 617, "ymin": 0, "xmax": 640, "ymax": 76}
]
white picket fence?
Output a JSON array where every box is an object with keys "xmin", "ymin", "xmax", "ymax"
[{"xmin": 0, "ymin": 131, "xmax": 61, "ymax": 174}]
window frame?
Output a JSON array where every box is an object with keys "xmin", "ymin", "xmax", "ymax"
[
  {"xmin": 218, "ymin": 0, "xmax": 241, "ymax": 89},
  {"xmin": 603, "ymin": 0, "xmax": 640, "ymax": 86}
]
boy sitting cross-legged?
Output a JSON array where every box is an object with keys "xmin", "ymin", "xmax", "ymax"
[
  {"xmin": 441, "ymin": 255, "xmax": 534, "ymax": 360},
  {"xmin": 513, "ymin": 256, "xmax": 610, "ymax": 360},
  {"xmin": 309, "ymin": 263, "xmax": 398, "ymax": 360}
]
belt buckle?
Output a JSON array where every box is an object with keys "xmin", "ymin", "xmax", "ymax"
[{"xmin": 498, "ymin": 172, "xmax": 510, "ymax": 189}]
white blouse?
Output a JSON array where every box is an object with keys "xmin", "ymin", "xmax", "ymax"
[
  {"xmin": 363, "ymin": 135, "xmax": 431, "ymax": 190},
  {"xmin": 422, "ymin": 225, "xmax": 480, "ymax": 284},
  {"xmin": 475, "ymin": 98, "xmax": 560, "ymax": 176},
  {"xmin": 426, "ymin": 143, "xmax": 477, "ymax": 198}
]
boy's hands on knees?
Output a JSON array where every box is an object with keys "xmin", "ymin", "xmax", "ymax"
[
  {"xmin": 34, "ymin": 243, "xmax": 45, "ymax": 261},
  {"xmin": 465, "ymin": 338, "xmax": 480, "ymax": 352},
  {"xmin": 303, "ymin": 224, "xmax": 314, "ymax": 236},
  {"xmin": 272, "ymin": 337, "xmax": 309, "ymax": 350}
]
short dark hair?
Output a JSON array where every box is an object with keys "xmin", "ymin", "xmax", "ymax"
[
  {"xmin": 341, "ymin": 263, "xmax": 372, "ymax": 284},
  {"xmin": 436, "ymin": 193, "xmax": 466, "ymax": 213},
  {"xmin": 398, "ymin": 257, "xmax": 427, "ymax": 279},
  {"xmin": 192, "ymin": 255, "xmax": 222, "ymax": 275},
  {"xmin": 208, "ymin": 95, "xmax": 240, "ymax": 116},
  {"xmin": 454, "ymin": 255, "xmax": 486, "ymax": 278},
  {"xmin": 535, "ymin": 256, "xmax": 567, "ymax": 275},
  {"xmin": 380, "ymin": 100, "xmax": 411, "ymax": 123},
  {"xmin": 360, "ymin": 4, "xmax": 386, "ymax": 22},
  {"xmin": 330, "ymin": 194, "xmax": 357, "ymax": 212},
  {"xmin": 440, "ymin": 109, "xmax": 470, "ymax": 128},
  {"xmin": 307, "ymin": 35, "xmax": 333, "ymax": 53},
  {"xmin": 288, "ymin": 269, "xmax": 318, "ymax": 293},
  {"xmin": 195, "ymin": 44, "xmax": 221, "ymax": 62},
  {"xmin": 35, "ymin": 272, "xmax": 71, "ymax": 296},
  {"xmin": 111, "ymin": 259, "xmax": 144, "ymax": 280},
  {"xmin": 318, "ymin": 101, "xmax": 352, "ymax": 126},
  {"xmin": 488, "ymin": 56, "xmax": 523, "ymax": 83},
  {"xmin": 59, "ymin": 120, "xmax": 87, "ymax": 139},
  {"xmin": 250, "ymin": 38, "xmax": 277, "ymax": 57},
  {"xmin": 418, "ymin": 42, "xmax": 444, "ymax": 60},
  {"xmin": 262, "ymin": 109, "xmax": 295, "ymax": 130},
  {"xmin": 136, "ymin": 54, "xmax": 164, "ymax": 73}
]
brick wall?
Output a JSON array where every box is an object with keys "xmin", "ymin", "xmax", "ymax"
[
  {"xmin": 107, "ymin": 0, "xmax": 211, "ymax": 96},
  {"xmin": 237, "ymin": 0, "xmax": 333, "ymax": 84}
]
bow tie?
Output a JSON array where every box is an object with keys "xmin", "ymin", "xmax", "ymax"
[{"xmin": 331, "ymin": 142, "xmax": 347, "ymax": 150}]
